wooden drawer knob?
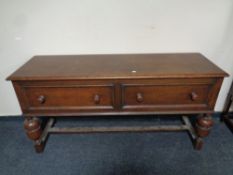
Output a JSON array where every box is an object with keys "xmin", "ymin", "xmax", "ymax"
[
  {"xmin": 37, "ymin": 95, "xmax": 46, "ymax": 104},
  {"xmin": 136, "ymin": 93, "xmax": 143, "ymax": 103},
  {"xmin": 94, "ymin": 94, "xmax": 100, "ymax": 104},
  {"xmin": 190, "ymin": 92, "xmax": 198, "ymax": 101}
]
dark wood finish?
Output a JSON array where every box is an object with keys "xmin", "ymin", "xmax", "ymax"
[
  {"xmin": 49, "ymin": 123, "xmax": 190, "ymax": 133},
  {"xmin": 122, "ymin": 83, "xmax": 211, "ymax": 110},
  {"xmin": 7, "ymin": 53, "xmax": 227, "ymax": 81},
  {"xmin": 23, "ymin": 117, "xmax": 43, "ymax": 152},
  {"xmin": 24, "ymin": 117, "xmax": 42, "ymax": 140},
  {"xmin": 22, "ymin": 85, "xmax": 115, "ymax": 110},
  {"xmin": 6, "ymin": 53, "xmax": 228, "ymax": 153},
  {"xmin": 196, "ymin": 114, "xmax": 214, "ymax": 137},
  {"xmin": 10, "ymin": 78, "xmax": 223, "ymax": 116}
]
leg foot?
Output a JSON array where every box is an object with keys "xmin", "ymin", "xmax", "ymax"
[
  {"xmin": 194, "ymin": 137, "xmax": 204, "ymax": 150},
  {"xmin": 35, "ymin": 140, "xmax": 45, "ymax": 153}
]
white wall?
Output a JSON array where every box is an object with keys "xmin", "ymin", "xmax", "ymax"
[{"xmin": 0, "ymin": 0, "xmax": 233, "ymax": 116}]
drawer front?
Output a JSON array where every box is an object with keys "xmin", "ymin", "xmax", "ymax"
[
  {"xmin": 122, "ymin": 84, "xmax": 211, "ymax": 110},
  {"xmin": 23, "ymin": 85, "xmax": 115, "ymax": 111},
  {"xmin": 13, "ymin": 78, "xmax": 222, "ymax": 115}
]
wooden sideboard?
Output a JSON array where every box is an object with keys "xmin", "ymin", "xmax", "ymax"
[{"xmin": 7, "ymin": 53, "xmax": 228, "ymax": 153}]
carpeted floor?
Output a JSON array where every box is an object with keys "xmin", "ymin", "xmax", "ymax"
[{"xmin": 1, "ymin": 116, "xmax": 233, "ymax": 175}]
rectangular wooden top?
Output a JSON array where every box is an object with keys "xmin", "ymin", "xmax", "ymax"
[{"xmin": 7, "ymin": 53, "xmax": 228, "ymax": 80}]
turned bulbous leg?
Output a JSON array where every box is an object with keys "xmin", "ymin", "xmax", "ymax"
[
  {"xmin": 24, "ymin": 117, "xmax": 42, "ymax": 140},
  {"xmin": 194, "ymin": 114, "xmax": 214, "ymax": 150},
  {"xmin": 24, "ymin": 117, "xmax": 44, "ymax": 153},
  {"xmin": 196, "ymin": 114, "xmax": 214, "ymax": 137}
]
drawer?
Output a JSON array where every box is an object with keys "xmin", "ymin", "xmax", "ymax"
[
  {"xmin": 121, "ymin": 84, "xmax": 211, "ymax": 110},
  {"xmin": 22, "ymin": 85, "xmax": 115, "ymax": 111}
]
